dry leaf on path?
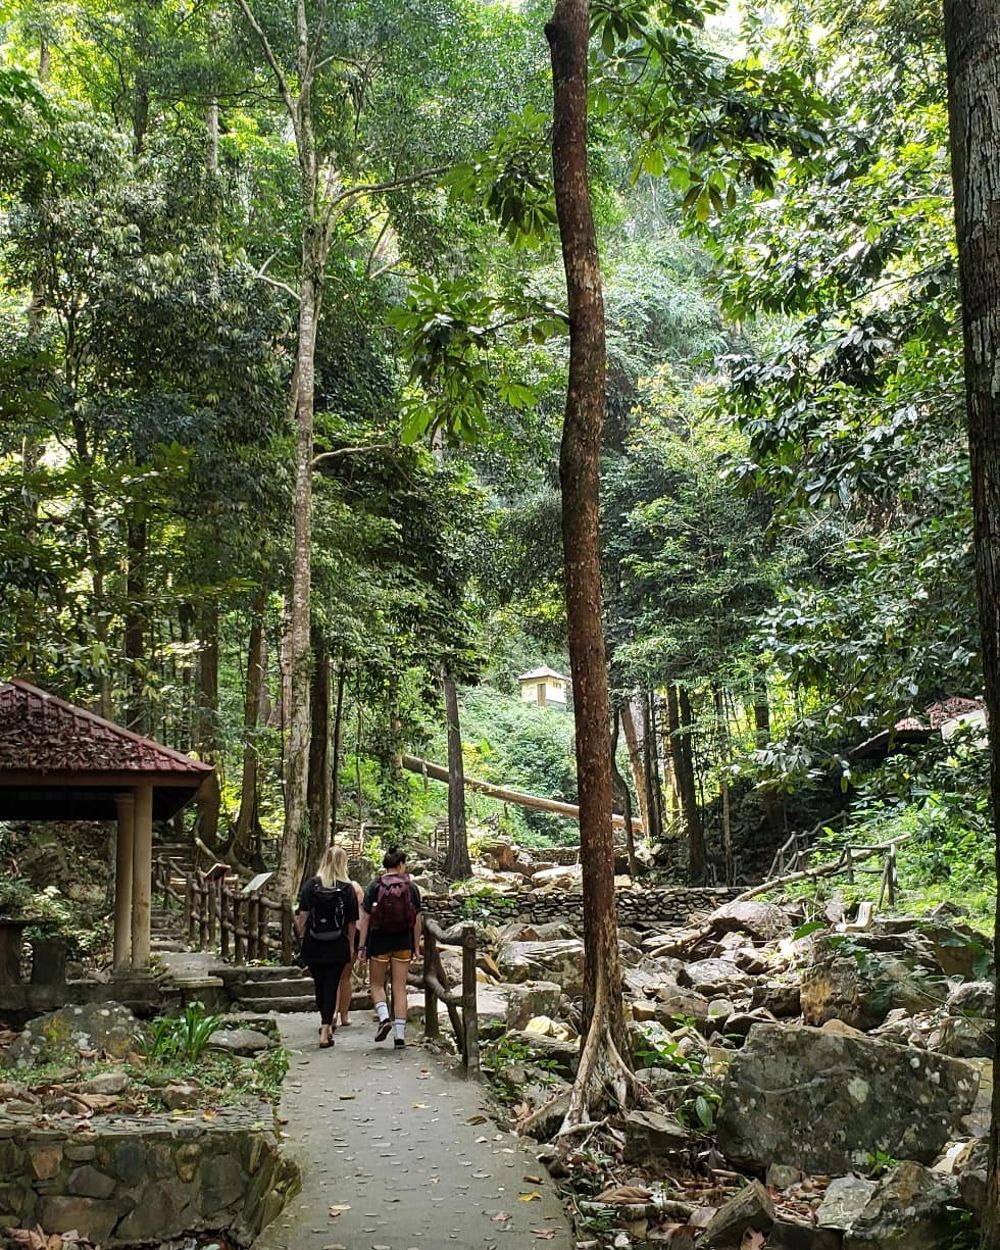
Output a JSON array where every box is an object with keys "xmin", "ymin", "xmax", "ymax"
[
  {"xmin": 466, "ymin": 1114, "xmax": 488, "ymax": 1124},
  {"xmin": 595, "ymin": 1184, "xmax": 652, "ymax": 1204},
  {"xmin": 523, "ymin": 1174, "xmax": 543, "ymax": 1183},
  {"xmin": 328, "ymin": 1204, "xmax": 351, "ymax": 1217},
  {"xmin": 519, "ymin": 1191, "xmax": 543, "ymax": 1202},
  {"xmin": 492, "ymin": 1212, "xmax": 512, "ymax": 1223},
  {"xmin": 741, "ymin": 1232, "xmax": 766, "ymax": 1250},
  {"xmin": 531, "ymin": 1230, "xmax": 557, "ymax": 1240}
]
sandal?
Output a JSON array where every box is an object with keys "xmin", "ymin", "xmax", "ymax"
[{"xmin": 319, "ymin": 1037, "xmax": 334, "ymax": 1049}]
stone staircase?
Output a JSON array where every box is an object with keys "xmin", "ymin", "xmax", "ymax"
[{"xmin": 218, "ymin": 965, "xmax": 318, "ymax": 1013}]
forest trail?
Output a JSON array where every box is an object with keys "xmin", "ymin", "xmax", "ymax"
[{"xmin": 254, "ymin": 1011, "xmax": 574, "ymax": 1250}]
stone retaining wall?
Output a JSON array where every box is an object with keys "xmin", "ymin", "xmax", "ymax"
[
  {"xmin": 0, "ymin": 1105, "xmax": 298, "ymax": 1246},
  {"xmin": 424, "ymin": 886, "xmax": 740, "ymax": 931}
]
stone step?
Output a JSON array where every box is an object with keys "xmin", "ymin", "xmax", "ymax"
[
  {"xmin": 151, "ymin": 939, "xmax": 187, "ymax": 953},
  {"xmin": 215, "ymin": 964, "xmax": 304, "ymax": 984},
  {"xmin": 236, "ymin": 995, "xmax": 318, "ymax": 1014},
  {"xmin": 233, "ymin": 977, "xmax": 314, "ymax": 999}
]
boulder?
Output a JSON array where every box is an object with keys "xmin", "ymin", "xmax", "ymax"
[
  {"xmin": 495, "ymin": 939, "xmax": 585, "ymax": 996},
  {"xmin": 621, "ymin": 1109, "xmax": 689, "ymax": 1164},
  {"xmin": 947, "ymin": 979, "xmax": 994, "ymax": 1016},
  {"xmin": 844, "ymin": 1161, "xmax": 960, "ymax": 1250},
  {"xmin": 503, "ymin": 1029, "xmax": 579, "ymax": 1077},
  {"xmin": 504, "ymin": 980, "xmax": 563, "ymax": 1031},
  {"xmin": 816, "ymin": 1175, "xmax": 877, "ymax": 1229},
  {"xmin": 701, "ymin": 1179, "xmax": 773, "ymax": 1247},
  {"xmin": 717, "ymin": 1024, "xmax": 979, "ymax": 1174},
  {"xmin": 799, "ymin": 940, "xmax": 934, "ymax": 1030},
  {"xmin": 162, "ymin": 1080, "xmax": 202, "ymax": 1111},
  {"xmin": 707, "ymin": 900, "xmax": 790, "ymax": 942},
  {"xmin": 5, "ymin": 1002, "xmax": 138, "ymax": 1067},
  {"xmin": 531, "ymin": 865, "xmax": 582, "ymax": 889},
  {"xmin": 78, "ymin": 1072, "xmax": 129, "ymax": 1095},
  {"xmin": 678, "ymin": 959, "xmax": 752, "ymax": 999},
  {"xmin": 954, "ymin": 1137, "xmax": 988, "ymax": 1218},
  {"xmin": 932, "ymin": 1012, "xmax": 995, "ymax": 1058},
  {"xmin": 209, "ymin": 1028, "xmax": 273, "ymax": 1056},
  {"xmin": 751, "ymin": 981, "xmax": 801, "ymax": 1018}
]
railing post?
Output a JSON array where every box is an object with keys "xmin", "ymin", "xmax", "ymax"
[
  {"xmin": 234, "ymin": 895, "xmax": 246, "ymax": 966},
  {"xmin": 220, "ymin": 885, "xmax": 231, "ymax": 960},
  {"xmin": 886, "ymin": 843, "xmax": 897, "ymax": 906},
  {"xmin": 247, "ymin": 893, "xmax": 259, "ymax": 962},
  {"xmin": 461, "ymin": 924, "xmax": 479, "ymax": 1077},
  {"xmin": 185, "ymin": 876, "xmax": 195, "ymax": 947},
  {"xmin": 424, "ymin": 925, "xmax": 440, "ymax": 1040},
  {"xmin": 845, "ymin": 846, "xmax": 854, "ymax": 885},
  {"xmin": 198, "ymin": 880, "xmax": 210, "ymax": 950},
  {"xmin": 208, "ymin": 880, "xmax": 218, "ymax": 948},
  {"xmin": 281, "ymin": 898, "xmax": 293, "ymax": 965}
]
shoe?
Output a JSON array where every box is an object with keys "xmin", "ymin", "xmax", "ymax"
[
  {"xmin": 394, "ymin": 1037, "xmax": 406, "ymax": 1049},
  {"xmin": 375, "ymin": 1019, "xmax": 392, "ymax": 1042}
]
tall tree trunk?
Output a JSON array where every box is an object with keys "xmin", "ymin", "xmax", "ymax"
[
  {"xmin": 231, "ymin": 597, "xmax": 266, "ymax": 867},
  {"xmin": 547, "ymin": 0, "xmax": 625, "ymax": 1126},
  {"xmin": 942, "ymin": 9, "xmax": 1000, "ymax": 1245},
  {"xmin": 645, "ymin": 693, "xmax": 665, "ymax": 841},
  {"xmin": 714, "ymin": 685, "xmax": 734, "ymax": 885},
  {"xmin": 194, "ymin": 602, "xmax": 222, "ymax": 851},
  {"xmin": 621, "ymin": 698, "xmax": 647, "ymax": 829},
  {"xmin": 124, "ymin": 516, "xmax": 146, "ymax": 733},
  {"xmin": 307, "ymin": 629, "xmax": 332, "ymax": 867},
  {"xmin": 330, "ymin": 663, "xmax": 346, "ymax": 837},
  {"xmin": 611, "ymin": 707, "xmax": 639, "ymax": 877},
  {"xmin": 667, "ymin": 685, "xmax": 705, "ymax": 882},
  {"xmin": 443, "ymin": 673, "xmax": 472, "ymax": 878}
]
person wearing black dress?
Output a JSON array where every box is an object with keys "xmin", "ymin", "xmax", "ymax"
[{"xmin": 295, "ymin": 847, "xmax": 359, "ymax": 1049}]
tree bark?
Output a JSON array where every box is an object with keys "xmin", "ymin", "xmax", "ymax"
[
  {"xmin": 621, "ymin": 697, "xmax": 648, "ymax": 829},
  {"xmin": 942, "ymin": 8, "xmax": 1000, "ymax": 1245},
  {"xmin": 194, "ymin": 602, "xmax": 221, "ymax": 851},
  {"xmin": 611, "ymin": 707, "xmax": 639, "ymax": 877},
  {"xmin": 667, "ymin": 685, "xmax": 706, "ymax": 882},
  {"xmin": 124, "ymin": 516, "xmax": 147, "ymax": 734},
  {"xmin": 330, "ymin": 663, "xmax": 346, "ymax": 837},
  {"xmin": 307, "ymin": 629, "xmax": 332, "ymax": 866},
  {"xmin": 644, "ymin": 693, "xmax": 664, "ymax": 841},
  {"xmin": 231, "ymin": 597, "xmax": 266, "ymax": 866},
  {"xmin": 714, "ymin": 685, "xmax": 734, "ymax": 885},
  {"xmin": 401, "ymin": 753, "xmax": 642, "ymax": 829},
  {"xmin": 443, "ymin": 673, "xmax": 472, "ymax": 878},
  {"xmin": 546, "ymin": 0, "xmax": 625, "ymax": 1108}
]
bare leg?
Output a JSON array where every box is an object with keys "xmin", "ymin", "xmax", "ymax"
[
  {"xmin": 390, "ymin": 956, "xmax": 410, "ymax": 1041},
  {"xmin": 370, "ymin": 956, "xmax": 388, "ymax": 1011}
]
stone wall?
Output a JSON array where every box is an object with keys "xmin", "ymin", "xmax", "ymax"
[
  {"xmin": 0, "ymin": 973, "xmax": 177, "ymax": 1030},
  {"xmin": 424, "ymin": 886, "xmax": 740, "ymax": 932},
  {"xmin": 0, "ymin": 1105, "xmax": 298, "ymax": 1246}
]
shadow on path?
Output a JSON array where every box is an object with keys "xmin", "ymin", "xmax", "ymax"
[{"xmin": 254, "ymin": 1012, "xmax": 575, "ymax": 1250}]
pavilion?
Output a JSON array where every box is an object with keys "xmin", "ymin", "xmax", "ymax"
[{"xmin": 0, "ymin": 679, "xmax": 213, "ymax": 971}]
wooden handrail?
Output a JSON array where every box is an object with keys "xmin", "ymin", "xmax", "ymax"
[{"xmin": 422, "ymin": 917, "xmax": 480, "ymax": 1076}]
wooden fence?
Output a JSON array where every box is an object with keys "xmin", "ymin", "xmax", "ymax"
[
  {"xmin": 153, "ymin": 857, "xmax": 294, "ymax": 965},
  {"xmin": 423, "ymin": 917, "xmax": 480, "ymax": 1076}
]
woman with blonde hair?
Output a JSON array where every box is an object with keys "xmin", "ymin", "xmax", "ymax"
[
  {"xmin": 329, "ymin": 845, "xmax": 365, "ymax": 1026},
  {"xmin": 294, "ymin": 845, "xmax": 359, "ymax": 1048}
]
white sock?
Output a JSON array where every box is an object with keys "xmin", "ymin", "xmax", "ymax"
[
  {"xmin": 376, "ymin": 1001, "xmax": 390, "ymax": 1023},
  {"xmin": 394, "ymin": 1019, "xmax": 405, "ymax": 1040}
]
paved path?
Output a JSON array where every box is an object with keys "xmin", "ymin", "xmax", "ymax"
[{"xmin": 254, "ymin": 1012, "xmax": 574, "ymax": 1250}]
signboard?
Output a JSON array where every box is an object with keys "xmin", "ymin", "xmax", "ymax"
[{"xmin": 242, "ymin": 871, "xmax": 274, "ymax": 896}]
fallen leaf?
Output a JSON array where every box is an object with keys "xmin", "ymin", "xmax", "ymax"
[
  {"xmin": 416, "ymin": 1070, "xmax": 431, "ymax": 1079},
  {"xmin": 519, "ymin": 1191, "xmax": 542, "ymax": 1202},
  {"xmin": 328, "ymin": 1205, "xmax": 351, "ymax": 1218},
  {"xmin": 201, "ymin": 1109, "xmax": 217, "ymax": 1121},
  {"xmin": 412, "ymin": 1102, "xmax": 427, "ymax": 1109},
  {"xmin": 531, "ymin": 1231, "xmax": 557, "ymax": 1241},
  {"xmin": 596, "ymin": 1184, "xmax": 652, "ymax": 1204},
  {"xmin": 491, "ymin": 1212, "xmax": 512, "ymax": 1223},
  {"xmin": 466, "ymin": 1114, "xmax": 488, "ymax": 1124},
  {"xmin": 523, "ymin": 1174, "xmax": 543, "ymax": 1183},
  {"xmin": 741, "ymin": 1232, "xmax": 766, "ymax": 1250}
]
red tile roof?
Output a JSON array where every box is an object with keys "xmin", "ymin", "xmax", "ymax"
[{"xmin": 0, "ymin": 679, "xmax": 214, "ymax": 777}]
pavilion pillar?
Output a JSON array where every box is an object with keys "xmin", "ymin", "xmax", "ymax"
[
  {"xmin": 113, "ymin": 792, "xmax": 135, "ymax": 970},
  {"xmin": 131, "ymin": 783, "xmax": 154, "ymax": 968}
]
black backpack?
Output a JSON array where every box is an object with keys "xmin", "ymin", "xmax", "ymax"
[{"xmin": 307, "ymin": 880, "xmax": 347, "ymax": 943}]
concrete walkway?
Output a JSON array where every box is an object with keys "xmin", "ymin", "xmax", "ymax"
[{"xmin": 254, "ymin": 1011, "xmax": 574, "ymax": 1250}]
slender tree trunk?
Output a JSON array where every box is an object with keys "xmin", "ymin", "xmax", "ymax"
[
  {"xmin": 646, "ymin": 693, "xmax": 665, "ymax": 840},
  {"xmin": 232, "ymin": 597, "xmax": 266, "ymax": 866},
  {"xmin": 714, "ymin": 685, "xmax": 734, "ymax": 884},
  {"xmin": 124, "ymin": 517, "xmax": 146, "ymax": 733},
  {"xmin": 194, "ymin": 602, "xmax": 222, "ymax": 851},
  {"xmin": 547, "ymin": 0, "xmax": 625, "ymax": 1122},
  {"xmin": 942, "ymin": 9, "xmax": 1000, "ymax": 1245},
  {"xmin": 307, "ymin": 629, "xmax": 332, "ymax": 866},
  {"xmin": 330, "ymin": 663, "xmax": 346, "ymax": 837},
  {"xmin": 621, "ymin": 697, "xmax": 647, "ymax": 829},
  {"xmin": 667, "ymin": 685, "xmax": 706, "ymax": 882},
  {"xmin": 611, "ymin": 707, "xmax": 639, "ymax": 877},
  {"xmin": 443, "ymin": 673, "xmax": 472, "ymax": 878}
]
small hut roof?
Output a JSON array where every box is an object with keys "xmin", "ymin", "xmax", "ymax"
[
  {"xmin": 0, "ymin": 679, "xmax": 212, "ymax": 819},
  {"xmin": 517, "ymin": 666, "xmax": 569, "ymax": 683}
]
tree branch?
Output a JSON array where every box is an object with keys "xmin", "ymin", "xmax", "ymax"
[
  {"xmin": 232, "ymin": 0, "xmax": 298, "ymax": 127},
  {"xmin": 324, "ymin": 164, "xmax": 451, "ymax": 218},
  {"xmin": 311, "ymin": 444, "xmax": 394, "ymax": 468}
]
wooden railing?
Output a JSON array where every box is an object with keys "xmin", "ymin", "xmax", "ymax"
[
  {"xmin": 153, "ymin": 857, "xmax": 294, "ymax": 966},
  {"xmin": 740, "ymin": 832, "xmax": 910, "ymax": 904},
  {"xmin": 421, "ymin": 917, "xmax": 480, "ymax": 1077}
]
